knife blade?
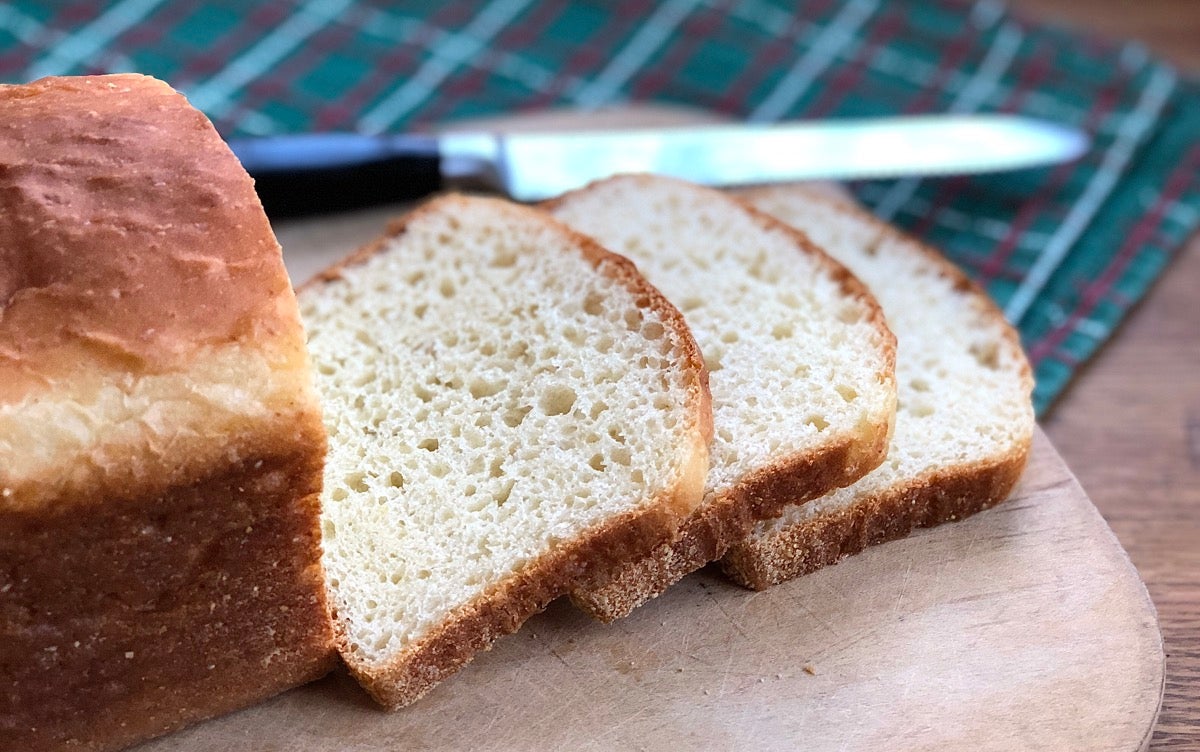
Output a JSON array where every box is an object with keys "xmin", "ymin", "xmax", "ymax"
[{"xmin": 228, "ymin": 115, "xmax": 1087, "ymax": 216}]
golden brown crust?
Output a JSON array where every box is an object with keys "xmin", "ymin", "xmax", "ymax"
[
  {"xmin": 0, "ymin": 427, "xmax": 337, "ymax": 752},
  {"xmin": 546, "ymin": 175, "xmax": 897, "ymax": 621},
  {"xmin": 0, "ymin": 74, "xmax": 298, "ymax": 403},
  {"xmin": 721, "ymin": 444, "xmax": 1031, "ymax": 589},
  {"xmin": 0, "ymin": 74, "xmax": 336, "ymax": 749},
  {"xmin": 570, "ymin": 418, "xmax": 891, "ymax": 621},
  {"xmin": 311, "ymin": 194, "xmax": 712, "ymax": 707}
]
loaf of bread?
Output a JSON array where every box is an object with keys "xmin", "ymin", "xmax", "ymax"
[
  {"xmin": 722, "ymin": 184, "xmax": 1035, "ymax": 588},
  {"xmin": 299, "ymin": 194, "xmax": 712, "ymax": 708},
  {"xmin": 546, "ymin": 175, "xmax": 897, "ymax": 621},
  {"xmin": 0, "ymin": 75, "xmax": 335, "ymax": 751}
]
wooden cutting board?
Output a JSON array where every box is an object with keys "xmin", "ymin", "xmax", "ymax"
[{"xmin": 138, "ymin": 210, "xmax": 1165, "ymax": 752}]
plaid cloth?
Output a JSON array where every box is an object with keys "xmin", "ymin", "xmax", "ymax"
[{"xmin": 1, "ymin": 0, "xmax": 1197, "ymax": 414}]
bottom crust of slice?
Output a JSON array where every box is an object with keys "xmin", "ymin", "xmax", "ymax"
[
  {"xmin": 337, "ymin": 465, "xmax": 706, "ymax": 709},
  {"xmin": 720, "ymin": 444, "xmax": 1031, "ymax": 591},
  {"xmin": 569, "ymin": 421, "xmax": 891, "ymax": 623}
]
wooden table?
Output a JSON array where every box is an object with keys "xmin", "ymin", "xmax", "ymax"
[{"xmin": 1007, "ymin": 1, "xmax": 1199, "ymax": 747}]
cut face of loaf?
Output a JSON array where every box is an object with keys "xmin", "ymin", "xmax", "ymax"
[
  {"xmin": 299, "ymin": 195, "xmax": 711, "ymax": 708},
  {"xmin": 0, "ymin": 74, "xmax": 333, "ymax": 752},
  {"xmin": 547, "ymin": 174, "xmax": 897, "ymax": 622},
  {"xmin": 722, "ymin": 185, "xmax": 1035, "ymax": 589}
]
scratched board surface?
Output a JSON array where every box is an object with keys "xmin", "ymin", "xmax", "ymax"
[{"xmin": 142, "ymin": 430, "xmax": 1162, "ymax": 751}]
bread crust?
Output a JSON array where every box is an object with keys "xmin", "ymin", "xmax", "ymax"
[
  {"xmin": 721, "ymin": 446, "xmax": 1030, "ymax": 589},
  {"xmin": 307, "ymin": 194, "xmax": 713, "ymax": 708},
  {"xmin": 719, "ymin": 183, "xmax": 1035, "ymax": 589},
  {"xmin": 545, "ymin": 175, "xmax": 897, "ymax": 622},
  {"xmin": 339, "ymin": 479, "xmax": 703, "ymax": 708},
  {"xmin": 0, "ymin": 426, "xmax": 337, "ymax": 752},
  {"xmin": 571, "ymin": 419, "xmax": 891, "ymax": 620},
  {"xmin": 0, "ymin": 74, "xmax": 298, "ymax": 405},
  {"xmin": 0, "ymin": 74, "xmax": 336, "ymax": 749}
]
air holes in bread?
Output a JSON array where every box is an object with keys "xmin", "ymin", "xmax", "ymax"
[
  {"xmin": 582, "ymin": 292, "xmax": 604, "ymax": 316},
  {"xmin": 970, "ymin": 340, "xmax": 1000, "ymax": 370},
  {"xmin": 540, "ymin": 386, "xmax": 577, "ymax": 416},
  {"xmin": 469, "ymin": 378, "xmax": 504, "ymax": 399}
]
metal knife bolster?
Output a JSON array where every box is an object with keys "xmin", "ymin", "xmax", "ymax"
[{"xmin": 439, "ymin": 132, "xmax": 506, "ymax": 192}]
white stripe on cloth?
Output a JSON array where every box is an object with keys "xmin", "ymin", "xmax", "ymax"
[
  {"xmin": 748, "ymin": 0, "xmax": 880, "ymax": 123},
  {"xmin": 856, "ymin": 184, "xmax": 1052, "ymax": 248},
  {"xmin": 871, "ymin": 17, "xmax": 1022, "ymax": 222},
  {"xmin": 357, "ymin": 0, "xmax": 536, "ymax": 134},
  {"xmin": 1003, "ymin": 63, "xmax": 1177, "ymax": 323},
  {"xmin": 722, "ymin": 0, "xmax": 810, "ymax": 38},
  {"xmin": 186, "ymin": 0, "xmax": 356, "ymax": 118},
  {"xmin": 27, "ymin": 0, "xmax": 167, "ymax": 78},
  {"xmin": 970, "ymin": 0, "xmax": 1004, "ymax": 29},
  {"xmin": 236, "ymin": 109, "xmax": 283, "ymax": 136},
  {"xmin": 0, "ymin": 5, "xmax": 52, "ymax": 47},
  {"xmin": 573, "ymin": 0, "xmax": 701, "ymax": 109},
  {"xmin": 358, "ymin": 8, "xmax": 583, "ymax": 101}
]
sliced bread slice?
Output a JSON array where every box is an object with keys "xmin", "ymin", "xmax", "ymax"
[
  {"xmin": 546, "ymin": 174, "xmax": 897, "ymax": 621},
  {"xmin": 297, "ymin": 194, "xmax": 712, "ymax": 707},
  {"xmin": 722, "ymin": 184, "xmax": 1034, "ymax": 589}
]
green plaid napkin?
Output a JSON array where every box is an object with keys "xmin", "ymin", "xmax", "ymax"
[{"xmin": 2, "ymin": 0, "xmax": 1197, "ymax": 414}]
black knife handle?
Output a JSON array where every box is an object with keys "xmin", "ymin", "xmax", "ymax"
[{"xmin": 226, "ymin": 133, "xmax": 442, "ymax": 217}]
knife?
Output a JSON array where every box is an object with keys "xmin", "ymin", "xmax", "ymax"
[{"xmin": 228, "ymin": 115, "xmax": 1088, "ymax": 217}]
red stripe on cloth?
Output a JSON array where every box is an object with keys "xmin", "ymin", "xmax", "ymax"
[
  {"xmin": 0, "ymin": 54, "xmax": 23, "ymax": 79},
  {"xmin": 626, "ymin": 1, "xmax": 729, "ymax": 100},
  {"xmin": 1028, "ymin": 143, "xmax": 1200, "ymax": 365},
  {"xmin": 0, "ymin": 1, "xmax": 100, "ymax": 77},
  {"xmin": 224, "ymin": 9, "xmax": 364, "ymax": 126},
  {"xmin": 114, "ymin": 2, "xmax": 192, "ymax": 48},
  {"xmin": 710, "ymin": 7, "xmax": 824, "ymax": 115},
  {"xmin": 1109, "ymin": 288, "xmax": 1135, "ymax": 308},
  {"xmin": 57, "ymin": 4, "xmax": 98, "ymax": 25},
  {"xmin": 518, "ymin": 3, "xmax": 649, "ymax": 111},
  {"xmin": 908, "ymin": 40, "xmax": 1055, "ymax": 239},
  {"xmin": 801, "ymin": 5, "xmax": 909, "ymax": 120},
  {"xmin": 310, "ymin": 3, "xmax": 477, "ymax": 131},
  {"xmin": 900, "ymin": 21, "xmax": 991, "ymax": 115},
  {"xmin": 973, "ymin": 73, "xmax": 1128, "ymax": 286},
  {"xmin": 409, "ymin": 1, "xmax": 568, "ymax": 128},
  {"xmin": 173, "ymin": 3, "xmax": 292, "ymax": 85},
  {"xmin": 85, "ymin": 3, "xmax": 207, "ymax": 76}
]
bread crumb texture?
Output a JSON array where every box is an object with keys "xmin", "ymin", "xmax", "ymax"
[
  {"xmin": 549, "ymin": 175, "xmax": 895, "ymax": 502},
  {"xmin": 300, "ymin": 196, "xmax": 706, "ymax": 665},
  {"xmin": 738, "ymin": 187, "xmax": 1034, "ymax": 533}
]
